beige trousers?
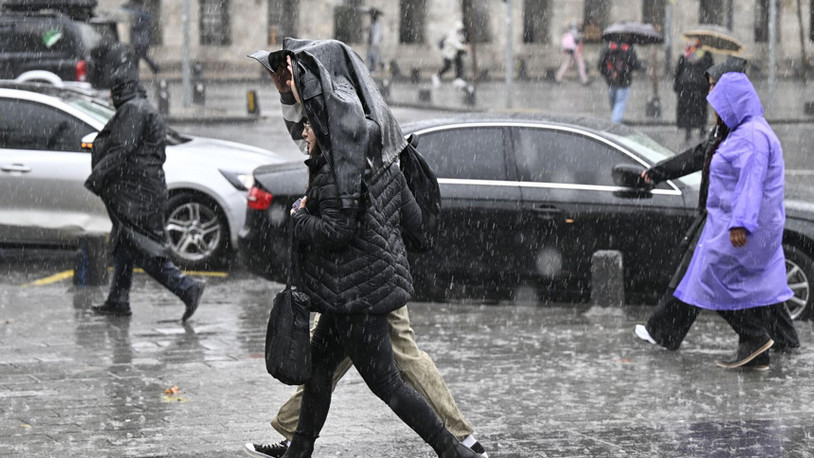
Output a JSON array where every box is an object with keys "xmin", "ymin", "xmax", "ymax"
[{"xmin": 270, "ymin": 305, "xmax": 475, "ymax": 441}]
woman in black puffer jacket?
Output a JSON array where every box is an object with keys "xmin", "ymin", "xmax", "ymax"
[{"xmin": 283, "ymin": 111, "xmax": 481, "ymax": 458}]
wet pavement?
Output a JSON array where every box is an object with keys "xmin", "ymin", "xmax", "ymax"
[{"xmin": 2, "ymin": 257, "xmax": 814, "ymax": 457}]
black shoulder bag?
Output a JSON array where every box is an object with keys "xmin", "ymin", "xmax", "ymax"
[{"xmin": 265, "ymin": 216, "xmax": 312, "ymax": 385}]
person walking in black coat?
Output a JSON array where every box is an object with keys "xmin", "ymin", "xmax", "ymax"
[
  {"xmin": 633, "ymin": 56, "xmax": 798, "ymax": 356},
  {"xmin": 254, "ymin": 39, "xmax": 483, "ymax": 458},
  {"xmin": 674, "ymin": 39, "xmax": 713, "ymax": 142},
  {"xmin": 84, "ymin": 43, "xmax": 204, "ymax": 321}
]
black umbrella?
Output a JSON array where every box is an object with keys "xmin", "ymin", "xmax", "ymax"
[{"xmin": 602, "ymin": 22, "xmax": 664, "ymax": 45}]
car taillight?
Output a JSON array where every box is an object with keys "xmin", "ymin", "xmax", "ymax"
[
  {"xmin": 76, "ymin": 60, "xmax": 87, "ymax": 82},
  {"xmin": 247, "ymin": 186, "xmax": 273, "ymax": 210}
]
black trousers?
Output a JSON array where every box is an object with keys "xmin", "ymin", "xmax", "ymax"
[
  {"xmin": 295, "ymin": 312, "xmax": 445, "ymax": 445},
  {"xmin": 106, "ymin": 240, "xmax": 194, "ymax": 307},
  {"xmin": 134, "ymin": 46, "xmax": 160, "ymax": 74},
  {"xmin": 646, "ymin": 290, "xmax": 799, "ymax": 351},
  {"xmin": 438, "ymin": 52, "xmax": 464, "ymax": 80}
]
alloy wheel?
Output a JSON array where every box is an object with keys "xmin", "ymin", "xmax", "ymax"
[
  {"xmin": 166, "ymin": 201, "xmax": 223, "ymax": 264},
  {"xmin": 785, "ymin": 257, "xmax": 810, "ymax": 320}
]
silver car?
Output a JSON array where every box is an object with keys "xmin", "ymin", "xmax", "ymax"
[{"xmin": 0, "ymin": 82, "xmax": 290, "ymax": 269}]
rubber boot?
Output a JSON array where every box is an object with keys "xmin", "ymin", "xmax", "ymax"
[
  {"xmin": 281, "ymin": 433, "xmax": 315, "ymax": 458},
  {"xmin": 430, "ymin": 427, "xmax": 482, "ymax": 458}
]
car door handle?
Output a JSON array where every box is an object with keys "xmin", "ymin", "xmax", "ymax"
[
  {"xmin": 531, "ymin": 206, "xmax": 563, "ymax": 219},
  {"xmin": 1, "ymin": 164, "xmax": 32, "ymax": 173}
]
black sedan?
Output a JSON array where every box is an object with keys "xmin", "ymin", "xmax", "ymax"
[{"xmin": 239, "ymin": 114, "xmax": 814, "ymax": 319}]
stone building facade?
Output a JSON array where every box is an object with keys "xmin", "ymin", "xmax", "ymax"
[{"xmin": 95, "ymin": 0, "xmax": 812, "ymax": 80}]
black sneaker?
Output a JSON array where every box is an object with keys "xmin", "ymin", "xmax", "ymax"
[
  {"xmin": 91, "ymin": 302, "xmax": 132, "ymax": 317},
  {"xmin": 469, "ymin": 441, "xmax": 488, "ymax": 457},
  {"xmin": 181, "ymin": 279, "xmax": 206, "ymax": 323},
  {"xmin": 742, "ymin": 351, "xmax": 771, "ymax": 372},
  {"xmin": 716, "ymin": 338, "xmax": 774, "ymax": 369},
  {"xmin": 243, "ymin": 441, "xmax": 288, "ymax": 457}
]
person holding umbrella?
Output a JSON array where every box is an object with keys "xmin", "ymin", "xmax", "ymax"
[{"xmin": 598, "ymin": 37, "xmax": 642, "ymax": 123}]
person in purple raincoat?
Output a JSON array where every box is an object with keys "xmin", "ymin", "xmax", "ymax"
[{"xmin": 673, "ymin": 72, "xmax": 793, "ymax": 370}]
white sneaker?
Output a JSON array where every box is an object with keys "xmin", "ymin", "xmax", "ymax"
[
  {"xmin": 431, "ymin": 74, "xmax": 440, "ymax": 88},
  {"xmin": 452, "ymin": 77, "xmax": 467, "ymax": 88},
  {"xmin": 634, "ymin": 324, "xmax": 657, "ymax": 345}
]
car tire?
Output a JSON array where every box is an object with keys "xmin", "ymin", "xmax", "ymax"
[
  {"xmin": 783, "ymin": 243, "xmax": 813, "ymax": 321},
  {"xmin": 165, "ymin": 192, "xmax": 229, "ymax": 270}
]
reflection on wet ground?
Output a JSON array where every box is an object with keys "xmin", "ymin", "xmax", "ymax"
[{"xmin": 1, "ymin": 263, "xmax": 813, "ymax": 457}]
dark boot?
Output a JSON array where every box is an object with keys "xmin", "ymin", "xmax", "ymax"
[
  {"xmin": 430, "ymin": 428, "xmax": 483, "ymax": 458},
  {"xmin": 281, "ymin": 433, "xmax": 314, "ymax": 458},
  {"xmin": 716, "ymin": 337, "xmax": 774, "ymax": 369},
  {"xmin": 91, "ymin": 301, "xmax": 132, "ymax": 317},
  {"xmin": 181, "ymin": 279, "xmax": 205, "ymax": 323}
]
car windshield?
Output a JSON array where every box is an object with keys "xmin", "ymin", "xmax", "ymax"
[
  {"xmin": 66, "ymin": 99, "xmax": 114, "ymax": 124},
  {"xmin": 63, "ymin": 96, "xmax": 192, "ymax": 146},
  {"xmin": 606, "ymin": 131, "xmax": 702, "ymax": 190}
]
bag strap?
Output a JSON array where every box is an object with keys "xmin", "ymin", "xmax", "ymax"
[{"xmin": 287, "ymin": 215, "xmax": 302, "ymax": 290}]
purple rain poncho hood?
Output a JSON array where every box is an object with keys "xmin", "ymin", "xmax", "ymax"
[{"xmin": 673, "ymin": 73, "xmax": 792, "ymax": 310}]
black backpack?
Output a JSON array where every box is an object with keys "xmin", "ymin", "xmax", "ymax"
[
  {"xmin": 601, "ymin": 42, "xmax": 632, "ymax": 86},
  {"xmin": 400, "ymin": 135, "xmax": 441, "ymax": 252}
]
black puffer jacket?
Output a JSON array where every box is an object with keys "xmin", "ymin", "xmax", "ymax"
[{"xmin": 292, "ymin": 157, "xmax": 422, "ymax": 315}]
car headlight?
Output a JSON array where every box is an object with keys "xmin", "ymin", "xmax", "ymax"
[{"xmin": 219, "ymin": 170, "xmax": 255, "ymax": 191}]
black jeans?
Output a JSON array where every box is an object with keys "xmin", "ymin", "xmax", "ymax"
[
  {"xmin": 134, "ymin": 45, "xmax": 160, "ymax": 74},
  {"xmin": 106, "ymin": 241, "xmax": 194, "ymax": 307},
  {"xmin": 295, "ymin": 312, "xmax": 445, "ymax": 444},
  {"xmin": 438, "ymin": 52, "xmax": 464, "ymax": 80},
  {"xmin": 646, "ymin": 291, "xmax": 799, "ymax": 351}
]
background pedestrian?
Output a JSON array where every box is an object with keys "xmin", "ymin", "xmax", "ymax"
[
  {"xmin": 367, "ymin": 8, "xmax": 383, "ymax": 72},
  {"xmin": 674, "ymin": 38, "xmax": 713, "ymax": 142},
  {"xmin": 432, "ymin": 21, "xmax": 469, "ymax": 89},
  {"xmin": 554, "ymin": 20, "xmax": 590, "ymax": 85},
  {"xmin": 598, "ymin": 38, "xmax": 641, "ymax": 123},
  {"xmin": 124, "ymin": 1, "xmax": 160, "ymax": 75}
]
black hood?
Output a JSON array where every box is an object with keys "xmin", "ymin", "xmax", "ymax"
[
  {"xmin": 280, "ymin": 38, "xmax": 406, "ymax": 210},
  {"xmin": 705, "ymin": 55, "xmax": 747, "ymax": 83}
]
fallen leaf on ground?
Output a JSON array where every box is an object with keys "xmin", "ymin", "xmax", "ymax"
[{"xmin": 164, "ymin": 385, "xmax": 181, "ymax": 395}]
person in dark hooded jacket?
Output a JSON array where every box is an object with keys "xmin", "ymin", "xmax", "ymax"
[
  {"xmin": 633, "ymin": 57, "xmax": 798, "ymax": 361},
  {"xmin": 84, "ymin": 43, "xmax": 204, "ymax": 322},
  {"xmin": 246, "ymin": 40, "xmax": 484, "ymax": 458},
  {"xmin": 673, "ymin": 39, "xmax": 713, "ymax": 141}
]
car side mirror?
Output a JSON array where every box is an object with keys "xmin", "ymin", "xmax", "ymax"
[
  {"xmin": 612, "ymin": 163, "xmax": 652, "ymax": 199},
  {"xmin": 80, "ymin": 132, "xmax": 98, "ymax": 151},
  {"xmin": 612, "ymin": 163, "xmax": 649, "ymax": 188}
]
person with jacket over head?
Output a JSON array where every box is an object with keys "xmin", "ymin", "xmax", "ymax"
[
  {"xmin": 245, "ymin": 43, "xmax": 487, "ymax": 458},
  {"xmin": 674, "ymin": 38, "xmax": 713, "ymax": 142},
  {"xmin": 245, "ymin": 39, "xmax": 485, "ymax": 458},
  {"xmin": 634, "ymin": 58, "xmax": 798, "ymax": 368},
  {"xmin": 84, "ymin": 42, "xmax": 205, "ymax": 322}
]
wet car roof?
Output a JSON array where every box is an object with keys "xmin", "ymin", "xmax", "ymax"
[{"xmin": 401, "ymin": 112, "xmax": 641, "ymax": 140}]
